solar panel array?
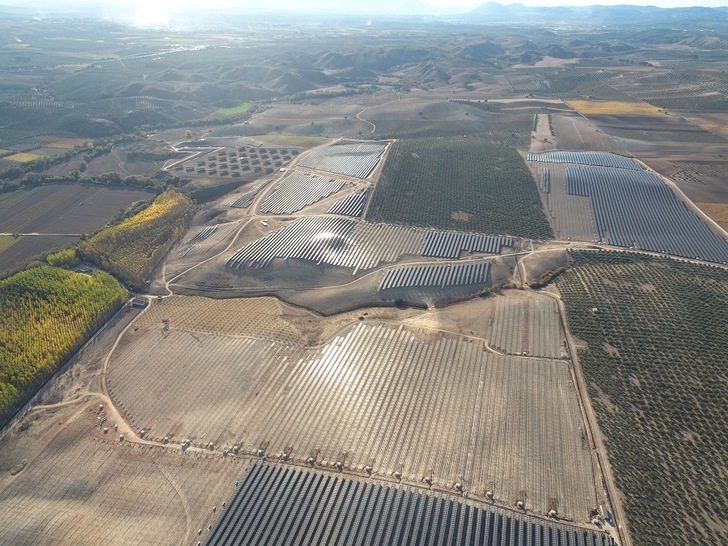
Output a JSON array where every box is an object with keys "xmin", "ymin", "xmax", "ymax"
[
  {"xmin": 179, "ymin": 223, "xmax": 238, "ymax": 258},
  {"xmin": 227, "ymin": 180, "xmax": 271, "ymax": 209},
  {"xmin": 566, "ymin": 166, "xmax": 728, "ymax": 263},
  {"xmin": 379, "ymin": 262, "xmax": 491, "ymax": 291},
  {"xmin": 186, "ymin": 225, "xmax": 218, "ymax": 244},
  {"xmin": 298, "ymin": 142, "xmax": 387, "ymax": 179},
  {"xmin": 260, "ymin": 171, "xmax": 346, "ymax": 214},
  {"xmin": 206, "ymin": 463, "xmax": 615, "ymax": 546},
  {"xmin": 541, "ymin": 168, "xmax": 550, "ymax": 194},
  {"xmin": 422, "ymin": 231, "xmax": 513, "ymax": 259},
  {"xmin": 528, "ymin": 152, "xmax": 640, "ymax": 171},
  {"xmin": 227, "ymin": 217, "xmax": 513, "ymax": 273},
  {"xmin": 328, "ymin": 189, "xmax": 369, "ymax": 217},
  {"xmin": 227, "ymin": 216, "xmax": 357, "ymax": 269},
  {"xmin": 491, "ymin": 297, "xmax": 562, "ymax": 359}
]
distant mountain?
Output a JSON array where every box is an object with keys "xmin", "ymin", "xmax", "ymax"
[{"xmin": 468, "ymin": 3, "xmax": 728, "ymax": 25}]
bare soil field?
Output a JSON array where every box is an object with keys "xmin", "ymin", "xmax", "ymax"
[
  {"xmin": 0, "ymin": 405, "xmax": 244, "ymax": 545},
  {"xmin": 364, "ymin": 98, "xmax": 484, "ymax": 122},
  {"xmin": 107, "ymin": 295, "xmax": 598, "ymax": 521},
  {"xmin": 0, "ymin": 184, "xmax": 152, "ymax": 274},
  {"xmin": 550, "ymin": 113, "xmax": 628, "ymax": 154},
  {"xmin": 0, "ymin": 235, "xmax": 79, "ymax": 276},
  {"xmin": 590, "ymin": 113, "xmax": 726, "ymax": 144},
  {"xmin": 565, "ymin": 100, "xmax": 663, "ymax": 116},
  {"xmin": 0, "ymin": 184, "xmax": 153, "ymax": 234}
]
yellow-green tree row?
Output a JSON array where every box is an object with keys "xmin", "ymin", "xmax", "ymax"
[
  {"xmin": 0, "ymin": 265, "xmax": 127, "ymax": 422},
  {"xmin": 81, "ymin": 188, "xmax": 195, "ymax": 289}
]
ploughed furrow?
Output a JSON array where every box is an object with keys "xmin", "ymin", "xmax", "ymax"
[
  {"xmin": 206, "ymin": 462, "xmax": 615, "ymax": 546},
  {"xmin": 109, "ymin": 321, "xmax": 595, "ymax": 520}
]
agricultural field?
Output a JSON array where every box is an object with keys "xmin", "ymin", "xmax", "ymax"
[
  {"xmin": 81, "ymin": 189, "xmax": 194, "ymax": 289},
  {"xmin": 4, "ymin": 152, "xmax": 45, "ymax": 163},
  {"xmin": 0, "ymin": 265, "xmax": 126, "ymax": 425},
  {"xmin": 367, "ymin": 138, "xmax": 553, "ymax": 239},
  {"xmin": 0, "ymin": 184, "xmax": 154, "ymax": 236},
  {"xmin": 558, "ymin": 251, "xmax": 728, "ymax": 546},
  {"xmin": 564, "ymin": 101, "xmax": 663, "ymax": 117},
  {"xmin": 108, "ymin": 303, "xmax": 597, "ymax": 520},
  {"xmin": 696, "ymin": 203, "xmax": 728, "ymax": 231}
]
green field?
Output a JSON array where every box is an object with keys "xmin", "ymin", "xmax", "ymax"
[
  {"xmin": 0, "ymin": 235, "xmax": 21, "ymax": 254},
  {"xmin": 0, "ymin": 265, "xmax": 126, "ymax": 424},
  {"xmin": 558, "ymin": 251, "xmax": 728, "ymax": 546},
  {"xmin": 216, "ymin": 102, "xmax": 252, "ymax": 117},
  {"xmin": 367, "ymin": 137, "xmax": 553, "ymax": 239}
]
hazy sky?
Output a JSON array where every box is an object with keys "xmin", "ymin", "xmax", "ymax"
[
  {"xmin": 4, "ymin": 0, "xmax": 728, "ymax": 27},
  {"xmin": 7, "ymin": 0, "xmax": 728, "ymax": 10}
]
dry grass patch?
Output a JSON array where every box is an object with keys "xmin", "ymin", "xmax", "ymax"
[
  {"xmin": 46, "ymin": 139, "xmax": 91, "ymax": 149},
  {"xmin": 566, "ymin": 100, "xmax": 663, "ymax": 116},
  {"xmin": 5, "ymin": 152, "xmax": 44, "ymax": 163},
  {"xmin": 697, "ymin": 202, "xmax": 728, "ymax": 231}
]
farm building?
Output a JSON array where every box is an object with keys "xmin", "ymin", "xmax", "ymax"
[{"xmin": 205, "ymin": 463, "xmax": 615, "ymax": 546}]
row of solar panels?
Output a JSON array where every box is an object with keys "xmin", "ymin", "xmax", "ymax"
[
  {"xmin": 528, "ymin": 152, "xmax": 640, "ymax": 171},
  {"xmin": 227, "ymin": 180, "xmax": 272, "ymax": 209},
  {"xmin": 541, "ymin": 168, "xmax": 550, "ymax": 194},
  {"xmin": 206, "ymin": 463, "xmax": 615, "ymax": 546},
  {"xmin": 422, "ymin": 232, "xmax": 513, "ymax": 259},
  {"xmin": 379, "ymin": 262, "xmax": 491, "ymax": 291},
  {"xmin": 328, "ymin": 189, "xmax": 369, "ymax": 217},
  {"xmin": 298, "ymin": 143, "xmax": 387, "ymax": 179},
  {"xmin": 227, "ymin": 216, "xmax": 356, "ymax": 269},
  {"xmin": 566, "ymin": 166, "xmax": 728, "ymax": 263},
  {"xmin": 260, "ymin": 171, "xmax": 346, "ymax": 214},
  {"xmin": 186, "ymin": 225, "xmax": 218, "ymax": 244},
  {"xmin": 226, "ymin": 217, "xmax": 514, "ymax": 271}
]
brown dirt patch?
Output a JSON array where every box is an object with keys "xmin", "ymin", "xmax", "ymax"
[
  {"xmin": 566, "ymin": 100, "xmax": 662, "ymax": 116},
  {"xmin": 697, "ymin": 203, "xmax": 728, "ymax": 231}
]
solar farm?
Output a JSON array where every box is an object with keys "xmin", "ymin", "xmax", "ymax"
[
  {"xmin": 4, "ymin": 11, "xmax": 728, "ymax": 546},
  {"xmin": 107, "ymin": 300, "xmax": 598, "ymax": 521},
  {"xmin": 225, "ymin": 216, "xmax": 513, "ymax": 272},
  {"xmin": 297, "ymin": 142, "xmax": 388, "ymax": 179},
  {"xmin": 530, "ymin": 151, "xmax": 728, "ymax": 262},
  {"xmin": 328, "ymin": 188, "xmax": 369, "ymax": 217},
  {"xmin": 260, "ymin": 171, "xmax": 348, "ymax": 214},
  {"xmin": 170, "ymin": 145, "xmax": 299, "ymax": 180}
]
